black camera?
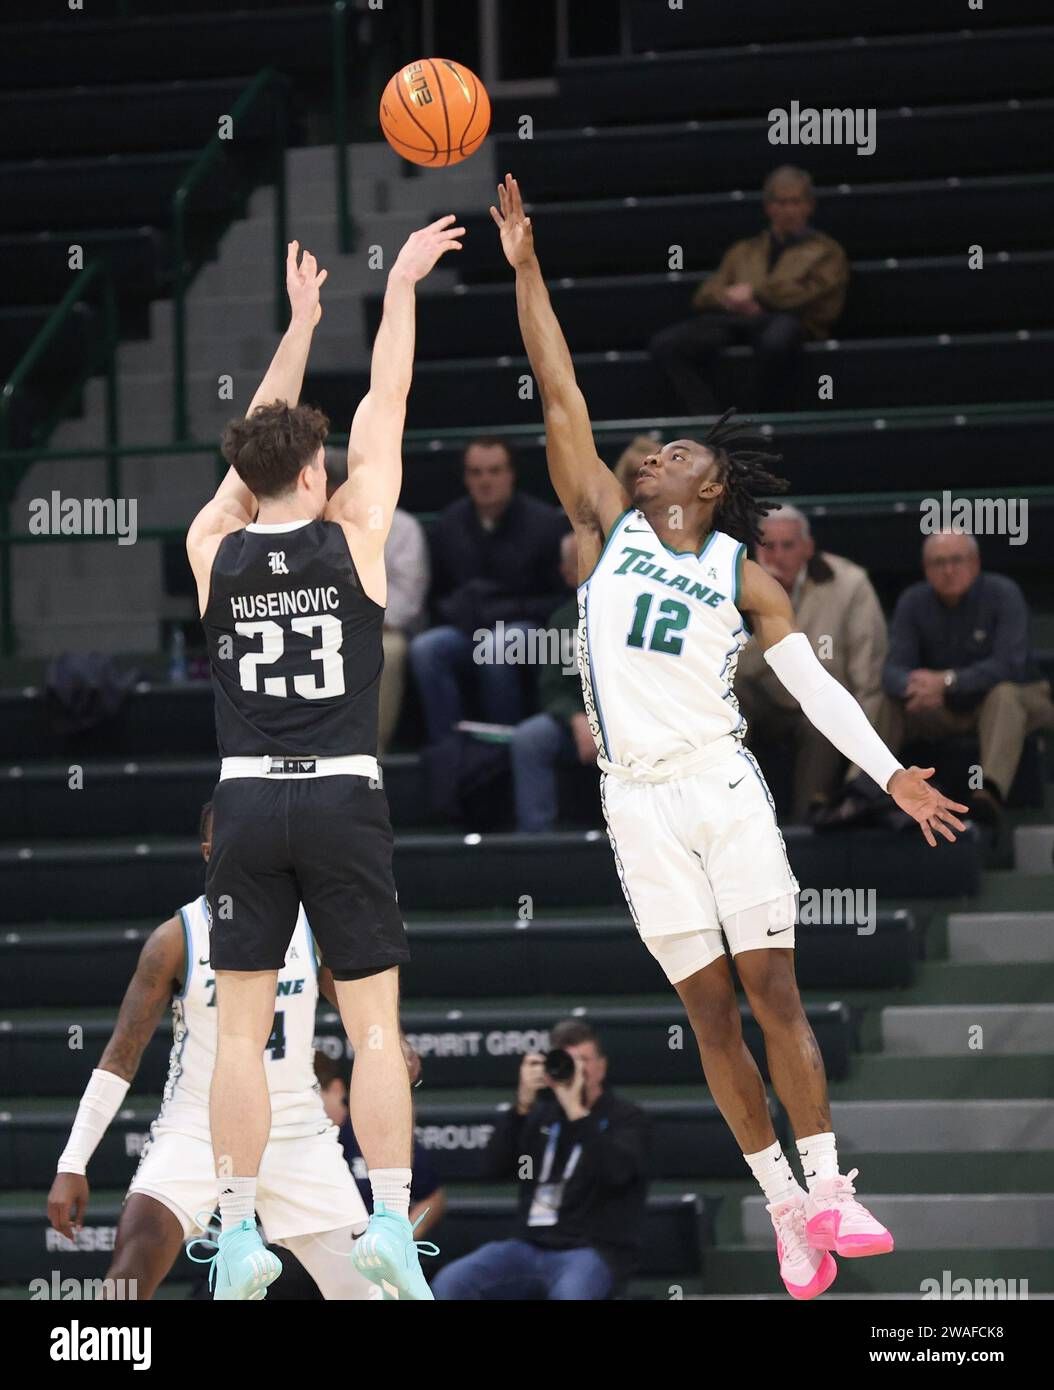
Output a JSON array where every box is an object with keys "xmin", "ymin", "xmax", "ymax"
[{"xmin": 543, "ymin": 1047, "xmax": 575, "ymax": 1083}]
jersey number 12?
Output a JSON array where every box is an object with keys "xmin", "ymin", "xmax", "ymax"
[{"xmin": 626, "ymin": 594, "xmax": 690, "ymax": 656}]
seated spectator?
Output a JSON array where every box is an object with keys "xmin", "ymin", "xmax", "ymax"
[
  {"xmin": 511, "ymin": 533, "xmax": 597, "ymax": 831},
  {"xmin": 613, "ymin": 434, "xmax": 661, "ymax": 492},
  {"xmin": 862, "ymin": 531, "xmax": 1054, "ymax": 824},
  {"xmin": 431, "ymin": 1020, "xmax": 649, "ymax": 1301},
  {"xmin": 649, "ymin": 166, "xmax": 848, "ymax": 414},
  {"xmin": 734, "ymin": 505, "xmax": 887, "ymax": 821},
  {"xmin": 325, "ymin": 449, "xmax": 428, "ymax": 753},
  {"xmin": 315, "ymin": 1050, "xmax": 446, "ymax": 1241},
  {"xmin": 409, "ymin": 437, "xmax": 567, "ymax": 744}
]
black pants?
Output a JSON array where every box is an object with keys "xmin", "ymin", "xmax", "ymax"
[{"xmin": 649, "ymin": 310, "xmax": 805, "ymax": 414}]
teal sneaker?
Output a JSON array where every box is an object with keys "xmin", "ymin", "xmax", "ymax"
[
  {"xmin": 187, "ymin": 1215, "xmax": 282, "ymax": 1301},
  {"xmin": 351, "ymin": 1202, "xmax": 439, "ymax": 1300}
]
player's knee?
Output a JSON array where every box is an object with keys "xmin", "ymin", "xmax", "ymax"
[
  {"xmin": 738, "ymin": 957, "xmax": 803, "ymax": 1030},
  {"xmin": 688, "ymin": 995, "xmax": 743, "ymax": 1054}
]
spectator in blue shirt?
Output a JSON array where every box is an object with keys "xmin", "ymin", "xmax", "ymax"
[
  {"xmin": 834, "ymin": 531, "xmax": 1053, "ymax": 825},
  {"xmin": 409, "ymin": 437, "xmax": 568, "ymax": 744}
]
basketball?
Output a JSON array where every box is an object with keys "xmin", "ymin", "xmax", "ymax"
[{"xmin": 379, "ymin": 58, "xmax": 491, "ymax": 167}]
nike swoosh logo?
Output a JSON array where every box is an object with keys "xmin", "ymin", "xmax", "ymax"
[
  {"xmin": 728, "ymin": 776, "xmax": 746, "ymax": 789},
  {"xmin": 198, "ymin": 956, "xmax": 211, "ymax": 966},
  {"xmin": 625, "ymin": 527, "xmax": 650, "ymax": 533},
  {"xmin": 766, "ymin": 925, "xmax": 793, "ymax": 937}
]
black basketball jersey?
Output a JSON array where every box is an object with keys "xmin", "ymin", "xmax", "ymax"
[{"xmin": 202, "ymin": 519, "xmax": 382, "ymax": 758}]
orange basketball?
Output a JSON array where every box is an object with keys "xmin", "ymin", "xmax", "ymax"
[{"xmin": 379, "ymin": 58, "xmax": 491, "ymax": 168}]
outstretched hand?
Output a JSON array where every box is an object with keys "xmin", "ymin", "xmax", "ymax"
[
  {"xmin": 489, "ymin": 173, "xmax": 535, "ymax": 269},
  {"xmin": 888, "ymin": 766, "xmax": 969, "ymax": 847},
  {"xmin": 287, "ymin": 241, "xmax": 327, "ymax": 327},
  {"xmin": 392, "ymin": 214, "xmax": 466, "ymax": 284}
]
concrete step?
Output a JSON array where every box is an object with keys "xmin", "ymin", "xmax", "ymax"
[
  {"xmin": 969, "ymin": 871, "xmax": 1054, "ymax": 913},
  {"xmin": 858, "ymin": 961, "xmax": 1054, "ymax": 1006},
  {"xmin": 947, "ymin": 911, "xmax": 1054, "ymax": 963},
  {"xmin": 742, "ymin": 1193, "xmax": 1054, "ymax": 1250},
  {"xmin": 1014, "ymin": 825, "xmax": 1054, "ymax": 873},
  {"xmin": 881, "ymin": 1004, "xmax": 1054, "ymax": 1056},
  {"xmin": 829, "ymin": 1054, "xmax": 1054, "ymax": 1101},
  {"xmin": 815, "ymin": 1151, "xmax": 1054, "ymax": 1195},
  {"xmin": 830, "ymin": 1100, "xmax": 1054, "ymax": 1152}
]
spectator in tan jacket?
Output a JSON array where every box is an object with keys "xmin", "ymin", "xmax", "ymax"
[
  {"xmin": 734, "ymin": 505, "xmax": 886, "ymax": 821},
  {"xmin": 649, "ymin": 166, "xmax": 848, "ymax": 414}
]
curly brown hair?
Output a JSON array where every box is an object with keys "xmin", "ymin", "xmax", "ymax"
[{"xmin": 220, "ymin": 401, "xmax": 330, "ymax": 500}]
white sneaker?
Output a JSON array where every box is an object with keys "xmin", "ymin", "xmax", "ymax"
[{"xmin": 767, "ymin": 1193, "xmax": 838, "ymax": 1300}]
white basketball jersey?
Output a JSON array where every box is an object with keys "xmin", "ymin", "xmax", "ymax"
[
  {"xmin": 579, "ymin": 511, "xmax": 748, "ymax": 774},
  {"xmin": 151, "ymin": 896, "xmax": 328, "ymax": 1142}
]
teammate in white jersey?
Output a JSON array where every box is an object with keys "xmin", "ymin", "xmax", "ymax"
[
  {"xmin": 46, "ymin": 804, "xmax": 397, "ymax": 1300},
  {"xmin": 491, "ymin": 175, "xmax": 968, "ymax": 1300}
]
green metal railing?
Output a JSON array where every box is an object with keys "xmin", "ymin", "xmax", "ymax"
[
  {"xmin": 0, "ymin": 260, "xmax": 120, "ymax": 658},
  {"xmin": 16, "ymin": 3, "xmax": 363, "ymax": 447},
  {"xmin": 0, "ymin": 2, "xmax": 374, "ymax": 653},
  {"xmin": 171, "ymin": 67, "xmax": 289, "ymax": 441}
]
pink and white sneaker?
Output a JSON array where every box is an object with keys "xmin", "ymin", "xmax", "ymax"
[
  {"xmin": 767, "ymin": 1194, "xmax": 838, "ymax": 1300},
  {"xmin": 804, "ymin": 1168, "xmax": 894, "ymax": 1258}
]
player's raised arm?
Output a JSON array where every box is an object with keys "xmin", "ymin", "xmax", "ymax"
[
  {"xmin": 491, "ymin": 174, "xmax": 627, "ymax": 538},
  {"xmin": 186, "ymin": 242, "xmax": 328, "ymax": 604},
  {"xmin": 46, "ymin": 917, "xmax": 185, "ymax": 1239},
  {"xmin": 327, "ymin": 216, "xmax": 464, "ymax": 594},
  {"xmin": 740, "ymin": 557, "xmax": 968, "ymax": 847}
]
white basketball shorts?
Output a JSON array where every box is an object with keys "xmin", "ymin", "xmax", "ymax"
[
  {"xmin": 600, "ymin": 744, "xmax": 800, "ymax": 982},
  {"xmin": 126, "ymin": 1121, "xmax": 368, "ymax": 1242}
]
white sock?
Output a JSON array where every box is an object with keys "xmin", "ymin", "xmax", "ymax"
[
  {"xmin": 744, "ymin": 1140, "xmax": 801, "ymax": 1206},
  {"xmin": 219, "ymin": 1176, "xmax": 257, "ymax": 1233},
  {"xmin": 369, "ymin": 1167, "xmax": 412, "ymax": 1220},
  {"xmin": 797, "ymin": 1131, "xmax": 840, "ymax": 1189}
]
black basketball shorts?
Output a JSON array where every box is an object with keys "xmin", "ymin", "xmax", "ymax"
[{"xmin": 204, "ymin": 774, "xmax": 409, "ymax": 977}]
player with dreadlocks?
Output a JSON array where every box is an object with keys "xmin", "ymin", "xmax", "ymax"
[{"xmin": 491, "ymin": 174, "xmax": 967, "ymax": 1301}]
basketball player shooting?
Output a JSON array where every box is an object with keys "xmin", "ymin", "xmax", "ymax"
[
  {"xmin": 185, "ymin": 219, "xmax": 463, "ymax": 1299},
  {"xmin": 490, "ymin": 174, "xmax": 968, "ymax": 1299}
]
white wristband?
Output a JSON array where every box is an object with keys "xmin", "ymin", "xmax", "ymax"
[
  {"xmin": 763, "ymin": 632, "xmax": 903, "ymax": 794},
  {"xmin": 56, "ymin": 1068, "xmax": 131, "ymax": 1176}
]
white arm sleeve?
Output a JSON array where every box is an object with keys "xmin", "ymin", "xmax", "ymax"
[
  {"xmin": 763, "ymin": 631, "xmax": 903, "ymax": 794},
  {"xmin": 56, "ymin": 1068, "xmax": 130, "ymax": 1175}
]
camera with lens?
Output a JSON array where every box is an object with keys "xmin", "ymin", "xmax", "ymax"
[{"xmin": 543, "ymin": 1047, "xmax": 575, "ymax": 1084}]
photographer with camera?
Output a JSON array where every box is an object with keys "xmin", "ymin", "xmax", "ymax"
[{"xmin": 431, "ymin": 1020, "xmax": 649, "ymax": 1300}]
